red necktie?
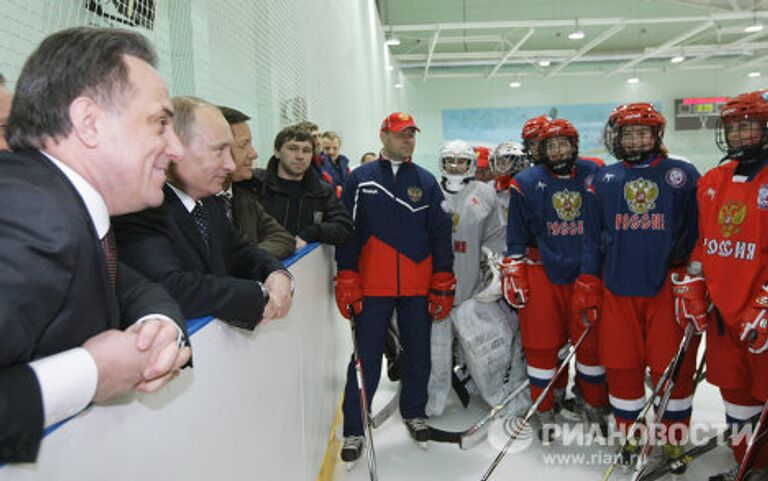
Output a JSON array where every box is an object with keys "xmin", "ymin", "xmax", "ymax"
[{"xmin": 101, "ymin": 228, "xmax": 118, "ymax": 286}]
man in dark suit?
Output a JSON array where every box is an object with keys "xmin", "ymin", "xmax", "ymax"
[
  {"xmin": 114, "ymin": 97, "xmax": 293, "ymax": 329},
  {"xmin": 0, "ymin": 27, "xmax": 192, "ymax": 463}
]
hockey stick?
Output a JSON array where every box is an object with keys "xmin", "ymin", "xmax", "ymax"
[
  {"xmin": 630, "ymin": 322, "xmax": 697, "ymax": 481},
  {"xmin": 349, "ymin": 308, "xmax": 379, "ymax": 481},
  {"xmin": 638, "ymin": 427, "xmax": 734, "ymax": 481},
  {"xmin": 371, "ymin": 384, "xmax": 401, "ymax": 429},
  {"xmin": 600, "ymin": 321, "xmax": 697, "ymax": 481},
  {"xmin": 479, "ymin": 326, "xmax": 592, "ymax": 481},
  {"xmin": 736, "ymin": 397, "xmax": 768, "ymax": 481},
  {"xmin": 428, "ymin": 379, "xmax": 531, "ymax": 449}
]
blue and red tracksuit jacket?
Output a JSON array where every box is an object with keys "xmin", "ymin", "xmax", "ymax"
[{"xmin": 335, "ymin": 157, "xmax": 454, "ymax": 297}]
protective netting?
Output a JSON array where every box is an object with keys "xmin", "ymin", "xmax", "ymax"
[{"xmin": 0, "ymin": 0, "xmax": 400, "ymax": 164}]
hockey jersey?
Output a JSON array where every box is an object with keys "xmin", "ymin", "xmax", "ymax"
[
  {"xmin": 336, "ymin": 157, "xmax": 453, "ymax": 296},
  {"xmin": 441, "ymin": 180, "xmax": 505, "ymax": 304},
  {"xmin": 694, "ymin": 159, "xmax": 768, "ymax": 322},
  {"xmin": 494, "ymin": 175, "xmax": 513, "ymax": 227},
  {"xmin": 507, "ymin": 159, "xmax": 600, "ymax": 285},
  {"xmin": 581, "ymin": 155, "xmax": 700, "ymax": 296}
]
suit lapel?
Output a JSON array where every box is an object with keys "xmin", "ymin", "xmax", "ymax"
[{"xmin": 34, "ymin": 150, "xmax": 120, "ymax": 329}]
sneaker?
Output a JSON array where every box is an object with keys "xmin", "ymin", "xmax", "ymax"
[
  {"xmin": 341, "ymin": 435, "xmax": 365, "ymax": 463},
  {"xmin": 535, "ymin": 410, "xmax": 557, "ymax": 445},
  {"xmin": 661, "ymin": 443, "xmax": 687, "ymax": 475},
  {"xmin": 583, "ymin": 404, "xmax": 611, "ymax": 439},
  {"xmin": 404, "ymin": 417, "xmax": 430, "ymax": 445}
]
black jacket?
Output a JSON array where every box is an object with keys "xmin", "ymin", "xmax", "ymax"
[
  {"xmin": 0, "ymin": 150, "xmax": 186, "ymax": 463},
  {"xmin": 113, "ymin": 184, "xmax": 285, "ymax": 330},
  {"xmin": 249, "ymin": 157, "xmax": 354, "ymax": 246}
]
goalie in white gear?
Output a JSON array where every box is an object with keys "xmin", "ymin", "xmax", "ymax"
[
  {"xmin": 427, "ymin": 140, "xmax": 528, "ymax": 416},
  {"xmin": 490, "ymin": 141, "xmax": 531, "ymax": 227}
]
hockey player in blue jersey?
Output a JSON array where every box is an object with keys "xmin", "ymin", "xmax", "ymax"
[
  {"xmin": 502, "ymin": 118, "xmax": 609, "ymax": 442},
  {"xmin": 574, "ymin": 103, "xmax": 700, "ymax": 469}
]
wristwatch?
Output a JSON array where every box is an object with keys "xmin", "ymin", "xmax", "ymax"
[{"xmin": 257, "ymin": 281, "xmax": 270, "ymax": 304}]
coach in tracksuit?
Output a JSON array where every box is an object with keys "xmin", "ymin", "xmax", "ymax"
[{"xmin": 334, "ymin": 112, "xmax": 455, "ymax": 462}]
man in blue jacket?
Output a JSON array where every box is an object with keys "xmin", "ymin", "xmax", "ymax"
[{"xmin": 334, "ymin": 112, "xmax": 455, "ymax": 464}]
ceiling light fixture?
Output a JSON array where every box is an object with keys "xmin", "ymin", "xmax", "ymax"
[
  {"xmin": 509, "ymin": 81, "xmax": 522, "ymax": 88},
  {"xmin": 627, "ymin": 77, "xmax": 640, "ymax": 84},
  {"xmin": 749, "ymin": 71, "xmax": 761, "ymax": 77},
  {"xmin": 385, "ymin": 36, "xmax": 401, "ymax": 46},
  {"xmin": 386, "ymin": 64, "xmax": 394, "ymax": 71},
  {"xmin": 394, "ymin": 82, "xmax": 404, "ymax": 88},
  {"xmin": 539, "ymin": 59, "xmax": 551, "ymax": 67},
  {"xmin": 568, "ymin": 19, "xmax": 585, "ymax": 40},
  {"xmin": 670, "ymin": 55, "xmax": 686, "ymax": 64},
  {"xmin": 745, "ymin": 0, "xmax": 764, "ymax": 32}
]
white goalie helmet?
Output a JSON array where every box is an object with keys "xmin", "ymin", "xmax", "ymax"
[
  {"xmin": 474, "ymin": 247, "xmax": 504, "ymax": 303},
  {"xmin": 439, "ymin": 140, "xmax": 477, "ymax": 192},
  {"xmin": 491, "ymin": 141, "xmax": 529, "ymax": 176}
]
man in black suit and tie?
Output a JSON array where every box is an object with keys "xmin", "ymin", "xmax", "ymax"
[
  {"xmin": 0, "ymin": 27, "xmax": 192, "ymax": 463},
  {"xmin": 114, "ymin": 96, "xmax": 293, "ymax": 329}
]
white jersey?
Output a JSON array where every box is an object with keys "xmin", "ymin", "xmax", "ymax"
[
  {"xmin": 442, "ymin": 180, "xmax": 505, "ymax": 305},
  {"xmin": 495, "ymin": 188, "xmax": 511, "ymax": 227}
]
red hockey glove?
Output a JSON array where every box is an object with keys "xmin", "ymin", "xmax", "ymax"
[
  {"xmin": 572, "ymin": 274, "xmax": 603, "ymax": 326},
  {"xmin": 671, "ymin": 272, "xmax": 709, "ymax": 332},
  {"xmin": 428, "ymin": 272, "xmax": 456, "ymax": 321},
  {"xmin": 500, "ymin": 257, "xmax": 530, "ymax": 309},
  {"xmin": 739, "ymin": 285, "xmax": 768, "ymax": 354},
  {"xmin": 334, "ymin": 270, "xmax": 363, "ymax": 320}
]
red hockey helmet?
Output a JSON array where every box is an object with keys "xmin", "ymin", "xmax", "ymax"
[
  {"xmin": 716, "ymin": 90, "xmax": 768, "ymax": 161},
  {"xmin": 539, "ymin": 118, "xmax": 579, "ymax": 175},
  {"xmin": 605, "ymin": 103, "xmax": 666, "ymax": 163},
  {"xmin": 521, "ymin": 115, "xmax": 550, "ymax": 163}
]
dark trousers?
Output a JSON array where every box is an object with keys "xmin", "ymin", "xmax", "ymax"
[{"xmin": 342, "ymin": 296, "xmax": 431, "ymax": 436}]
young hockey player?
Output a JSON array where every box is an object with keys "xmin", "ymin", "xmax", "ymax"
[
  {"xmin": 490, "ymin": 141, "xmax": 531, "ymax": 227},
  {"xmin": 576, "ymin": 103, "xmax": 700, "ymax": 468},
  {"xmin": 334, "ymin": 112, "xmax": 455, "ymax": 464},
  {"xmin": 427, "ymin": 140, "xmax": 506, "ymax": 416},
  {"xmin": 503, "ymin": 119, "xmax": 609, "ymax": 442},
  {"xmin": 675, "ymin": 90, "xmax": 768, "ymax": 480},
  {"xmin": 521, "ymin": 115, "xmax": 550, "ymax": 165}
]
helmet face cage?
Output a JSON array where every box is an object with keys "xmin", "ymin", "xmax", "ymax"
[
  {"xmin": 715, "ymin": 91, "xmax": 768, "ymax": 162},
  {"xmin": 491, "ymin": 141, "xmax": 529, "ymax": 176},
  {"xmin": 521, "ymin": 115, "xmax": 550, "ymax": 162},
  {"xmin": 539, "ymin": 120, "xmax": 579, "ymax": 175},
  {"xmin": 439, "ymin": 140, "xmax": 477, "ymax": 181},
  {"xmin": 606, "ymin": 103, "xmax": 665, "ymax": 162}
]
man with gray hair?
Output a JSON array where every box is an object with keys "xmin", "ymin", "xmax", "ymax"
[{"xmin": 0, "ymin": 27, "xmax": 191, "ymax": 463}]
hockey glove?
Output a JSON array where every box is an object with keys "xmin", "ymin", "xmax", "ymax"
[
  {"xmin": 572, "ymin": 274, "xmax": 603, "ymax": 327},
  {"xmin": 428, "ymin": 272, "xmax": 456, "ymax": 321},
  {"xmin": 499, "ymin": 256, "xmax": 530, "ymax": 309},
  {"xmin": 739, "ymin": 285, "xmax": 768, "ymax": 354},
  {"xmin": 334, "ymin": 270, "xmax": 363, "ymax": 320},
  {"xmin": 670, "ymin": 272, "xmax": 709, "ymax": 332}
]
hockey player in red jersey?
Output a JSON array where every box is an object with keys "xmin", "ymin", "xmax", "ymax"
[
  {"xmin": 676, "ymin": 90, "xmax": 768, "ymax": 481},
  {"xmin": 490, "ymin": 141, "xmax": 531, "ymax": 227},
  {"xmin": 504, "ymin": 119, "xmax": 609, "ymax": 442},
  {"xmin": 577, "ymin": 103, "xmax": 700, "ymax": 469}
]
